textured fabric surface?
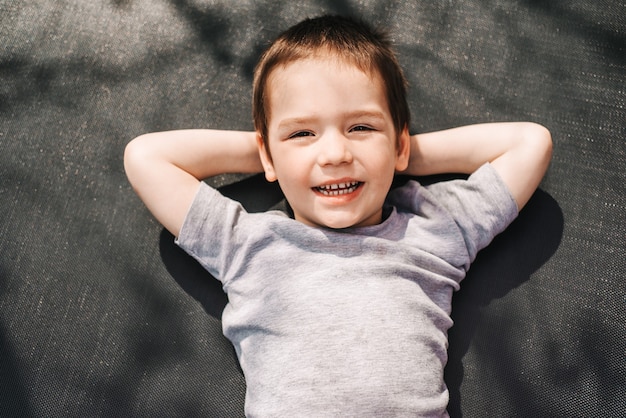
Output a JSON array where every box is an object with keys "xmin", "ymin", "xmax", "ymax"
[{"xmin": 0, "ymin": 1, "xmax": 624, "ymax": 417}]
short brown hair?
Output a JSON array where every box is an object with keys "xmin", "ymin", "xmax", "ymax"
[{"xmin": 253, "ymin": 15, "xmax": 410, "ymax": 151}]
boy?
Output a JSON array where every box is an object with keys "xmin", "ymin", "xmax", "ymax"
[{"xmin": 124, "ymin": 15, "xmax": 552, "ymax": 417}]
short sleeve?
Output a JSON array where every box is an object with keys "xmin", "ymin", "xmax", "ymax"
[
  {"xmin": 425, "ymin": 163, "xmax": 518, "ymax": 260},
  {"xmin": 175, "ymin": 182, "xmax": 247, "ymax": 282}
]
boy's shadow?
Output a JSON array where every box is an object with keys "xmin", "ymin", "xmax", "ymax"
[
  {"xmin": 159, "ymin": 175, "xmax": 563, "ymax": 417},
  {"xmin": 444, "ymin": 188, "xmax": 563, "ymax": 417}
]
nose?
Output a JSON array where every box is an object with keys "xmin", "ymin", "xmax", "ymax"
[{"xmin": 316, "ymin": 130, "xmax": 353, "ymax": 166}]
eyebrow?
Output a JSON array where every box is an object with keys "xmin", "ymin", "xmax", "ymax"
[{"xmin": 277, "ymin": 110, "xmax": 387, "ymax": 130}]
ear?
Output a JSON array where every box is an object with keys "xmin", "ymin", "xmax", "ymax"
[
  {"xmin": 394, "ymin": 126, "xmax": 411, "ymax": 172},
  {"xmin": 256, "ymin": 132, "xmax": 277, "ymax": 182}
]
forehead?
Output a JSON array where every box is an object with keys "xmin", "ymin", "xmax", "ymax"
[
  {"xmin": 265, "ymin": 56, "xmax": 387, "ymax": 114},
  {"xmin": 269, "ymin": 53, "xmax": 380, "ymax": 84}
]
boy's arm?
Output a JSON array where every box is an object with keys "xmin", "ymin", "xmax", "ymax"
[
  {"xmin": 124, "ymin": 129, "xmax": 261, "ymax": 237},
  {"xmin": 402, "ymin": 122, "xmax": 553, "ymax": 211}
]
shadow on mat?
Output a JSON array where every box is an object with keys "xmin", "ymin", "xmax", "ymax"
[
  {"xmin": 0, "ymin": 325, "xmax": 33, "ymax": 417},
  {"xmin": 445, "ymin": 189, "xmax": 563, "ymax": 417},
  {"xmin": 165, "ymin": 0, "xmax": 371, "ymax": 79}
]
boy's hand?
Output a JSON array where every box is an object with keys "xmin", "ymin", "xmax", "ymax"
[
  {"xmin": 124, "ymin": 130, "xmax": 261, "ymax": 237},
  {"xmin": 402, "ymin": 122, "xmax": 553, "ymax": 210}
]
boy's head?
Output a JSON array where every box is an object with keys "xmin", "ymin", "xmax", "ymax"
[
  {"xmin": 252, "ymin": 15, "xmax": 411, "ymax": 229},
  {"xmin": 253, "ymin": 15, "xmax": 410, "ymax": 150}
]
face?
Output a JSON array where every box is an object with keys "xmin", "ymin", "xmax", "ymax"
[{"xmin": 257, "ymin": 57, "xmax": 410, "ymax": 229}]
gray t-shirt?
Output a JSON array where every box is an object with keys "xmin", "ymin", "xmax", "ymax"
[{"xmin": 177, "ymin": 163, "xmax": 518, "ymax": 417}]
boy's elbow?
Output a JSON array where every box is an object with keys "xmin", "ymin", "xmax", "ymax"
[
  {"xmin": 125, "ymin": 134, "xmax": 150, "ymax": 157},
  {"xmin": 124, "ymin": 135, "xmax": 152, "ymax": 185},
  {"xmin": 538, "ymin": 124, "xmax": 553, "ymax": 165},
  {"xmin": 123, "ymin": 137, "xmax": 139, "ymax": 178},
  {"xmin": 531, "ymin": 122, "xmax": 552, "ymax": 149},
  {"xmin": 525, "ymin": 122, "xmax": 553, "ymax": 167}
]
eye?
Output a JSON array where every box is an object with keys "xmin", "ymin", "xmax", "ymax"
[
  {"xmin": 350, "ymin": 125, "xmax": 374, "ymax": 132},
  {"xmin": 288, "ymin": 131, "xmax": 315, "ymax": 139}
]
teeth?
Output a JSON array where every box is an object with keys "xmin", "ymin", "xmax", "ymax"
[
  {"xmin": 318, "ymin": 181, "xmax": 359, "ymax": 190},
  {"xmin": 316, "ymin": 182, "xmax": 361, "ymax": 196}
]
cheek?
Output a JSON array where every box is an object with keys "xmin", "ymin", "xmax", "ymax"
[
  {"xmin": 368, "ymin": 147, "xmax": 398, "ymax": 173},
  {"xmin": 272, "ymin": 158, "xmax": 309, "ymax": 189},
  {"xmin": 272, "ymin": 146, "xmax": 311, "ymax": 175}
]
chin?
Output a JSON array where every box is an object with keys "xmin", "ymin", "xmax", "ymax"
[
  {"xmin": 320, "ymin": 215, "xmax": 371, "ymax": 230},
  {"xmin": 297, "ymin": 210, "xmax": 380, "ymax": 229},
  {"xmin": 301, "ymin": 216, "xmax": 356, "ymax": 230},
  {"xmin": 324, "ymin": 221, "xmax": 357, "ymax": 230}
]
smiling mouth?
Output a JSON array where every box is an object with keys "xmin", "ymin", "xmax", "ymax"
[{"xmin": 314, "ymin": 181, "xmax": 363, "ymax": 196}]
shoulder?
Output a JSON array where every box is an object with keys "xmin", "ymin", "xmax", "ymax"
[
  {"xmin": 389, "ymin": 164, "xmax": 516, "ymax": 214},
  {"xmin": 426, "ymin": 163, "xmax": 518, "ymax": 217},
  {"xmin": 177, "ymin": 182, "xmax": 290, "ymax": 248},
  {"xmin": 388, "ymin": 164, "xmax": 518, "ymax": 262},
  {"xmin": 175, "ymin": 183, "xmax": 294, "ymax": 281},
  {"xmin": 179, "ymin": 182, "xmax": 239, "ymax": 231}
]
